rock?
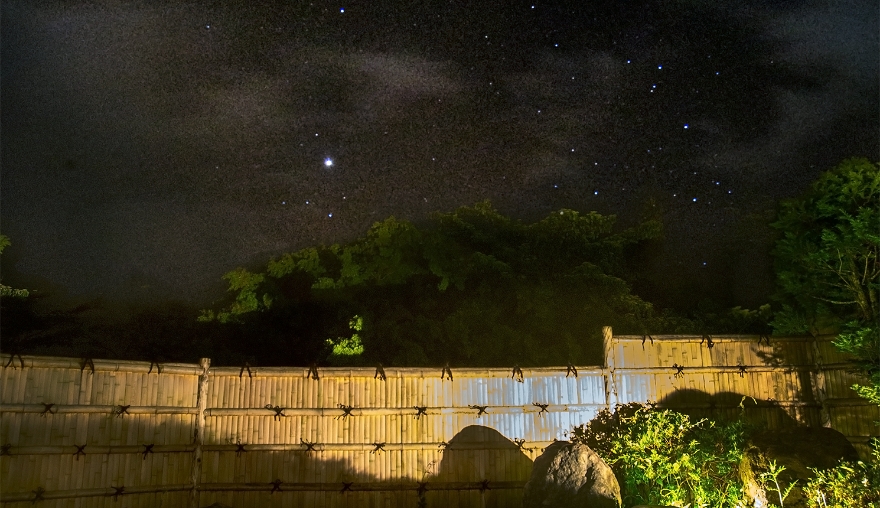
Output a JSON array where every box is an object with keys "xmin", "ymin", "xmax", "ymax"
[
  {"xmin": 523, "ymin": 441, "xmax": 621, "ymax": 508},
  {"xmin": 740, "ymin": 427, "xmax": 860, "ymax": 508}
]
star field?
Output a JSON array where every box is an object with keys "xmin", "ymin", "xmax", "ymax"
[{"xmin": 1, "ymin": 0, "xmax": 877, "ymax": 313}]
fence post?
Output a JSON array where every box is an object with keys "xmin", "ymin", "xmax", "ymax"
[
  {"xmin": 190, "ymin": 358, "xmax": 211, "ymax": 508},
  {"xmin": 603, "ymin": 326, "xmax": 617, "ymax": 409},
  {"xmin": 809, "ymin": 337, "xmax": 832, "ymax": 427}
]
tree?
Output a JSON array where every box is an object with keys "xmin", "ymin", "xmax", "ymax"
[
  {"xmin": 202, "ymin": 202, "xmax": 684, "ymax": 367},
  {"xmin": 770, "ymin": 158, "xmax": 880, "ymax": 403}
]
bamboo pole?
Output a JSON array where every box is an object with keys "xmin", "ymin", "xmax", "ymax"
[
  {"xmin": 190, "ymin": 358, "xmax": 210, "ymax": 508},
  {"xmin": 810, "ymin": 335, "xmax": 833, "ymax": 427},
  {"xmin": 602, "ymin": 326, "xmax": 617, "ymax": 409},
  {"xmin": 0, "ymin": 354, "xmax": 203, "ymax": 375},
  {"xmin": 201, "ymin": 404, "xmax": 604, "ymax": 417},
  {"xmin": 0, "ymin": 484, "xmax": 191, "ymax": 503},
  {"xmin": 195, "ymin": 480, "xmax": 528, "ymax": 492},
  {"xmin": 0, "ymin": 405, "xmax": 198, "ymax": 414}
]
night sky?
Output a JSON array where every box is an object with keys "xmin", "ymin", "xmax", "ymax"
[{"xmin": 2, "ymin": 0, "xmax": 878, "ymax": 315}]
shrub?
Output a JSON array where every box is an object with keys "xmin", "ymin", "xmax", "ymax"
[
  {"xmin": 572, "ymin": 403, "xmax": 749, "ymax": 507},
  {"xmin": 803, "ymin": 440, "xmax": 880, "ymax": 508}
]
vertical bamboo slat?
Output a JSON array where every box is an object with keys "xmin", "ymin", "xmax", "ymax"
[{"xmin": 190, "ymin": 358, "xmax": 210, "ymax": 508}]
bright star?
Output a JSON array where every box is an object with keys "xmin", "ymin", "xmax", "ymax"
[{"xmin": 324, "ymin": 158, "xmax": 334, "ymax": 167}]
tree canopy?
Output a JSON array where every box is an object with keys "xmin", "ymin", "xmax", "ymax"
[
  {"xmin": 770, "ymin": 158, "xmax": 880, "ymax": 403},
  {"xmin": 770, "ymin": 158, "xmax": 879, "ymax": 334},
  {"xmin": 201, "ymin": 202, "xmax": 687, "ymax": 367}
]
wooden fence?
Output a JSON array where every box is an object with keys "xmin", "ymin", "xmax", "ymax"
[{"xmin": 1, "ymin": 328, "xmax": 876, "ymax": 507}]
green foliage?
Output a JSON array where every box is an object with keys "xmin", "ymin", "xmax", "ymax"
[
  {"xmin": 760, "ymin": 460, "xmax": 798, "ymax": 507},
  {"xmin": 0, "ymin": 234, "xmax": 29, "ymax": 299},
  {"xmin": 803, "ymin": 440, "xmax": 880, "ymax": 508},
  {"xmin": 202, "ymin": 202, "xmax": 676, "ymax": 366},
  {"xmin": 833, "ymin": 324, "xmax": 880, "ymax": 405},
  {"xmin": 326, "ymin": 315, "xmax": 365, "ymax": 360},
  {"xmin": 770, "ymin": 158, "xmax": 880, "ymax": 335},
  {"xmin": 572, "ymin": 403, "xmax": 749, "ymax": 507}
]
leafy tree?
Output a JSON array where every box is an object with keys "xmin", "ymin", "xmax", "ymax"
[
  {"xmin": 770, "ymin": 158, "xmax": 880, "ymax": 404},
  {"xmin": 771, "ymin": 158, "xmax": 879, "ymax": 332},
  {"xmin": 202, "ymin": 202, "xmax": 682, "ymax": 366}
]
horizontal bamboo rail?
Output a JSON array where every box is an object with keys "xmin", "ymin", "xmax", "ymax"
[
  {"xmin": 0, "ymin": 484, "xmax": 192, "ymax": 503},
  {"xmin": 0, "ymin": 481, "xmax": 528, "ymax": 503},
  {"xmin": 0, "ymin": 404, "xmax": 198, "ymax": 415},
  {"xmin": 0, "ymin": 441, "xmax": 558, "ymax": 456}
]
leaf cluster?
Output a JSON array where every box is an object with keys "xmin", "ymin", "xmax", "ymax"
[
  {"xmin": 571, "ymin": 403, "xmax": 749, "ymax": 507},
  {"xmin": 201, "ymin": 202, "xmax": 674, "ymax": 366}
]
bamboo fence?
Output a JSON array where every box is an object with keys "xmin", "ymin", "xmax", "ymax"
[{"xmin": 1, "ymin": 327, "xmax": 876, "ymax": 507}]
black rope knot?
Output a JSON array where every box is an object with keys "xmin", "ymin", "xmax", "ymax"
[
  {"xmin": 148, "ymin": 361, "xmax": 162, "ymax": 374},
  {"xmin": 340, "ymin": 482, "xmax": 354, "ymax": 493},
  {"xmin": 737, "ymin": 363, "xmax": 747, "ymax": 377},
  {"xmin": 370, "ymin": 442, "xmax": 386, "ymax": 454},
  {"xmin": 671, "ymin": 363, "xmax": 685, "ymax": 378},
  {"xmin": 374, "ymin": 363, "xmax": 386, "ymax": 381},
  {"xmin": 441, "ymin": 363, "xmax": 453, "ymax": 381},
  {"xmin": 511, "ymin": 365, "xmax": 524, "ymax": 383},
  {"xmin": 641, "ymin": 335, "xmax": 654, "ymax": 348},
  {"xmin": 4, "ymin": 353, "xmax": 24, "ymax": 369},
  {"xmin": 300, "ymin": 439, "xmax": 318, "ymax": 452},
  {"xmin": 270, "ymin": 479, "xmax": 283, "ymax": 493},
  {"xmin": 533, "ymin": 402, "xmax": 549, "ymax": 416},
  {"xmin": 413, "ymin": 406, "xmax": 428, "ymax": 420},
  {"xmin": 235, "ymin": 442, "xmax": 246, "ymax": 456},
  {"xmin": 239, "ymin": 362, "xmax": 253, "ymax": 379},
  {"xmin": 265, "ymin": 405, "xmax": 286, "ymax": 420},
  {"xmin": 701, "ymin": 334, "xmax": 715, "ymax": 349},
  {"xmin": 308, "ymin": 363, "xmax": 320, "ymax": 380},
  {"xmin": 114, "ymin": 405, "xmax": 131, "ymax": 418},
  {"xmin": 336, "ymin": 404, "xmax": 354, "ymax": 420},
  {"xmin": 566, "ymin": 363, "xmax": 578, "ymax": 378},
  {"xmin": 31, "ymin": 486, "xmax": 46, "ymax": 503},
  {"xmin": 79, "ymin": 358, "xmax": 95, "ymax": 374},
  {"xmin": 73, "ymin": 444, "xmax": 87, "ymax": 460},
  {"xmin": 141, "ymin": 444, "xmax": 154, "ymax": 460},
  {"xmin": 479, "ymin": 480, "xmax": 491, "ymax": 492},
  {"xmin": 40, "ymin": 403, "xmax": 56, "ymax": 417},
  {"xmin": 110, "ymin": 486, "xmax": 125, "ymax": 500},
  {"xmin": 469, "ymin": 405, "xmax": 488, "ymax": 417},
  {"xmin": 514, "ymin": 438, "xmax": 526, "ymax": 450},
  {"xmin": 758, "ymin": 335, "xmax": 771, "ymax": 346}
]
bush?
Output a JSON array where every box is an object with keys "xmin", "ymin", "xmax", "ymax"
[
  {"xmin": 572, "ymin": 403, "xmax": 749, "ymax": 507},
  {"xmin": 803, "ymin": 440, "xmax": 880, "ymax": 508}
]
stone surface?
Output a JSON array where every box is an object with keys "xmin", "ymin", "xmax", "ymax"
[
  {"xmin": 741, "ymin": 427, "xmax": 860, "ymax": 508},
  {"xmin": 522, "ymin": 441, "xmax": 621, "ymax": 508}
]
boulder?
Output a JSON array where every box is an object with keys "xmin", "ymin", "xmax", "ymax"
[
  {"xmin": 740, "ymin": 427, "xmax": 859, "ymax": 508},
  {"xmin": 523, "ymin": 441, "xmax": 621, "ymax": 508}
]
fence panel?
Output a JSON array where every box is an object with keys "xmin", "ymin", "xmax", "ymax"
[{"xmin": 1, "ymin": 329, "xmax": 876, "ymax": 506}]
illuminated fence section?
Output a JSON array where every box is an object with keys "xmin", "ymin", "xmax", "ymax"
[{"xmin": 1, "ymin": 328, "xmax": 876, "ymax": 507}]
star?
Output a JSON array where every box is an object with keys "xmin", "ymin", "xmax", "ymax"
[{"xmin": 324, "ymin": 158, "xmax": 334, "ymax": 167}]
